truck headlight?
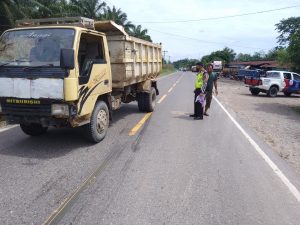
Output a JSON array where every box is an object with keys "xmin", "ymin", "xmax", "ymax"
[{"xmin": 51, "ymin": 104, "xmax": 69, "ymax": 117}]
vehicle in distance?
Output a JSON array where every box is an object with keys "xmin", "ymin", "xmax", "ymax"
[
  {"xmin": 0, "ymin": 17, "xmax": 162, "ymax": 142},
  {"xmin": 245, "ymin": 70, "xmax": 300, "ymax": 97}
]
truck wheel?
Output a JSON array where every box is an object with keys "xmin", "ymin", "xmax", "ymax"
[
  {"xmin": 267, "ymin": 86, "xmax": 278, "ymax": 97},
  {"xmin": 250, "ymin": 88, "xmax": 260, "ymax": 96},
  {"xmin": 137, "ymin": 93, "xmax": 145, "ymax": 112},
  {"xmin": 20, "ymin": 123, "xmax": 48, "ymax": 136},
  {"xmin": 85, "ymin": 101, "xmax": 109, "ymax": 143},
  {"xmin": 284, "ymin": 91, "xmax": 292, "ymax": 97},
  {"xmin": 137, "ymin": 87, "xmax": 156, "ymax": 112}
]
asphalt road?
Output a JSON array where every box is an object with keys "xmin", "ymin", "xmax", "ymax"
[{"xmin": 0, "ymin": 72, "xmax": 299, "ymax": 225}]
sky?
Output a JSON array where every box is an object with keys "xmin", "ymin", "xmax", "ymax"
[{"xmin": 104, "ymin": 0, "xmax": 299, "ymax": 61}]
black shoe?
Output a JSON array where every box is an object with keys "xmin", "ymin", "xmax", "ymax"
[
  {"xmin": 194, "ymin": 117, "xmax": 203, "ymax": 120},
  {"xmin": 189, "ymin": 114, "xmax": 195, "ymax": 117}
]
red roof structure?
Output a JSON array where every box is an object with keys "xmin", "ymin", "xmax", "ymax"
[{"xmin": 229, "ymin": 60, "xmax": 288, "ymax": 69}]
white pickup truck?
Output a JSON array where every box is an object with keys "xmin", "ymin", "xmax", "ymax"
[{"xmin": 245, "ymin": 70, "xmax": 300, "ymax": 97}]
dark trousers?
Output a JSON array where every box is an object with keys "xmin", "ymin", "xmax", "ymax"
[{"xmin": 194, "ymin": 88, "xmax": 203, "ymax": 119}]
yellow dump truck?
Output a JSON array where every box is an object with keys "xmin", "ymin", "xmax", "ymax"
[{"xmin": 0, "ymin": 17, "xmax": 162, "ymax": 142}]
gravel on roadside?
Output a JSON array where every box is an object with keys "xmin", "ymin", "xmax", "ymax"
[{"xmin": 217, "ymin": 78, "xmax": 300, "ymax": 175}]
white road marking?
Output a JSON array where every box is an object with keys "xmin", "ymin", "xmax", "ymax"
[
  {"xmin": 168, "ymin": 87, "xmax": 173, "ymax": 93},
  {"xmin": 213, "ymin": 96, "xmax": 300, "ymax": 202},
  {"xmin": 0, "ymin": 125, "xmax": 18, "ymax": 133}
]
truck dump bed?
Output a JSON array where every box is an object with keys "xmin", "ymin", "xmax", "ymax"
[{"xmin": 95, "ymin": 21, "xmax": 162, "ymax": 89}]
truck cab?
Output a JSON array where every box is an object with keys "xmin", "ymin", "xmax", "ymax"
[{"xmin": 0, "ymin": 17, "xmax": 162, "ymax": 142}]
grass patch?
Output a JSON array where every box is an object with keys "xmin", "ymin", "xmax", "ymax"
[{"xmin": 159, "ymin": 64, "xmax": 176, "ymax": 77}]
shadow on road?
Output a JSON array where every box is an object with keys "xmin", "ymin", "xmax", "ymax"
[{"xmin": 0, "ymin": 104, "xmax": 142, "ymax": 159}]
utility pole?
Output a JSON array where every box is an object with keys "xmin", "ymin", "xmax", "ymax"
[
  {"xmin": 162, "ymin": 50, "xmax": 168, "ymax": 64},
  {"xmin": 168, "ymin": 55, "xmax": 171, "ymax": 64}
]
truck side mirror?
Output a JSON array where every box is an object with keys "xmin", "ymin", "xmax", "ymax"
[{"xmin": 60, "ymin": 48, "xmax": 75, "ymax": 70}]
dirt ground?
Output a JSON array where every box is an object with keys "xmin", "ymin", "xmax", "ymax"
[{"xmin": 217, "ymin": 78, "xmax": 300, "ymax": 175}]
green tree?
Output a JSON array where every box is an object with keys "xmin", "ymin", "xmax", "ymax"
[
  {"xmin": 0, "ymin": 0, "xmax": 50, "ymax": 33},
  {"xmin": 276, "ymin": 48, "xmax": 290, "ymax": 67},
  {"xmin": 276, "ymin": 17, "xmax": 300, "ymax": 46},
  {"xmin": 235, "ymin": 53, "xmax": 252, "ymax": 61},
  {"xmin": 70, "ymin": 0, "xmax": 106, "ymax": 19},
  {"xmin": 173, "ymin": 58, "xmax": 199, "ymax": 70},
  {"xmin": 287, "ymin": 30, "xmax": 300, "ymax": 72},
  {"xmin": 100, "ymin": 6, "xmax": 134, "ymax": 31},
  {"xmin": 129, "ymin": 25, "xmax": 152, "ymax": 42},
  {"xmin": 201, "ymin": 47, "xmax": 236, "ymax": 64}
]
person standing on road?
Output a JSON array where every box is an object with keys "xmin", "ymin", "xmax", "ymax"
[
  {"xmin": 190, "ymin": 62, "xmax": 208, "ymax": 120},
  {"xmin": 204, "ymin": 64, "xmax": 218, "ymax": 116}
]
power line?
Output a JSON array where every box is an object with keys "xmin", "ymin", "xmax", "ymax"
[
  {"xmin": 148, "ymin": 28, "xmax": 269, "ymax": 51},
  {"xmin": 134, "ymin": 4, "xmax": 300, "ymax": 24}
]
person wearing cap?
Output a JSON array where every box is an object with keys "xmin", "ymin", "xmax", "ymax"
[
  {"xmin": 190, "ymin": 62, "xmax": 208, "ymax": 120},
  {"xmin": 204, "ymin": 63, "xmax": 218, "ymax": 116}
]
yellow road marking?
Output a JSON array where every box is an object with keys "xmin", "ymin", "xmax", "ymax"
[
  {"xmin": 129, "ymin": 113, "xmax": 152, "ymax": 136},
  {"xmin": 129, "ymin": 74, "xmax": 183, "ymax": 136},
  {"xmin": 157, "ymin": 94, "xmax": 167, "ymax": 104},
  {"xmin": 168, "ymin": 87, "xmax": 173, "ymax": 93}
]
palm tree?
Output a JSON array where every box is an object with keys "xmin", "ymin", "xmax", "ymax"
[
  {"xmin": 70, "ymin": 0, "xmax": 106, "ymax": 19},
  {"xmin": 100, "ymin": 6, "xmax": 134, "ymax": 32},
  {"xmin": 0, "ymin": 0, "xmax": 49, "ymax": 33},
  {"xmin": 129, "ymin": 25, "xmax": 152, "ymax": 42}
]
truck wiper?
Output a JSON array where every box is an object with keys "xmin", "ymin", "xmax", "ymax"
[
  {"xmin": 0, "ymin": 59, "xmax": 32, "ymax": 68},
  {"xmin": 23, "ymin": 64, "xmax": 54, "ymax": 70}
]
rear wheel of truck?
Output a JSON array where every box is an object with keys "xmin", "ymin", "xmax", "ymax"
[
  {"xmin": 250, "ymin": 88, "xmax": 260, "ymax": 96},
  {"xmin": 284, "ymin": 91, "xmax": 292, "ymax": 97},
  {"xmin": 20, "ymin": 123, "xmax": 48, "ymax": 136},
  {"xmin": 267, "ymin": 86, "xmax": 278, "ymax": 97},
  {"xmin": 137, "ymin": 87, "xmax": 156, "ymax": 112},
  {"xmin": 85, "ymin": 101, "xmax": 109, "ymax": 143}
]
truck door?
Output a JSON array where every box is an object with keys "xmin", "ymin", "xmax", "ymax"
[{"xmin": 77, "ymin": 32, "xmax": 111, "ymax": 116}]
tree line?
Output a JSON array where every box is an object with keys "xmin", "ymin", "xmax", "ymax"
[
  {"xmin": 173, "ymin": 17, "xmax": 300, "ymax": 72},
  {"xmin": 0, "ymin": 0, "xmax": 152, "ymax": 41}
]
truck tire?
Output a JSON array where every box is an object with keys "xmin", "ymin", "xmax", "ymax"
[
  {"xmin": 284, "ymin": 91, "xmax": 292, "ymax": 97},
  {"xmin": 85, "ymin": 101, "xmax": 109, "ymax": 143},
  {"xmin": 250, "ymin": 88, "xmax": 260, "ymax": 96},
  {"xmin": 20, "ymin": 123, "xmax": 48, "ymax": 136},
  {"xmin": 137, "ymin": 87, "xmax": 156, "ymax": 112},
  {"xmin": 267, "ymin": 86, "xmax": 278, "ymax": 97},
  {"xmin": 137, "ymin": 93, "xmax": 145, "ymax": 112}
]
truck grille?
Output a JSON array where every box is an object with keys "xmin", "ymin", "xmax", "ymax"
[{"xmin": 2, "ymin": 103, "xmax": 51, "ymax": 116}]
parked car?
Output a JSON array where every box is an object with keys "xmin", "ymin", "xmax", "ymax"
[
  {"xmin": 245, "ymin": 70, "xmax": 300, "ymax": 97},
  {"xmin": 282, "ymin": 72, "xmax": 300, "ymax": 96}
]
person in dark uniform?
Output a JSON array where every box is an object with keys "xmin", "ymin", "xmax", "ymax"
[
  {"xmin": 190, "ymin": 62, "xmax": 208, "ymax": 120},
  {"xmin": 204, "ymin": 64, "xmax": 218, "ymax": 116}
]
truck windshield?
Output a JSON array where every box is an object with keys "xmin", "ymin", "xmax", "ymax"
[{"xmin": 0, "ymin": 28, "xmax": 74, "ymax": 67}]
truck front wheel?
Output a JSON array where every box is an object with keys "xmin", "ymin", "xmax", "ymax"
[
  {"xmin": 20, "ymin": 123, "xmax": 48, "ymax": 136},
  {"xmin": 267, "ymin": 86, "xmax": 278, "ymax": 97},
  {"xmin": 137, "ymin": 87, "xmax": 156, "ymax": 112},
  {"xmin": 85, "ymin": 101, "xmax": 109, "ymax": 143}
]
